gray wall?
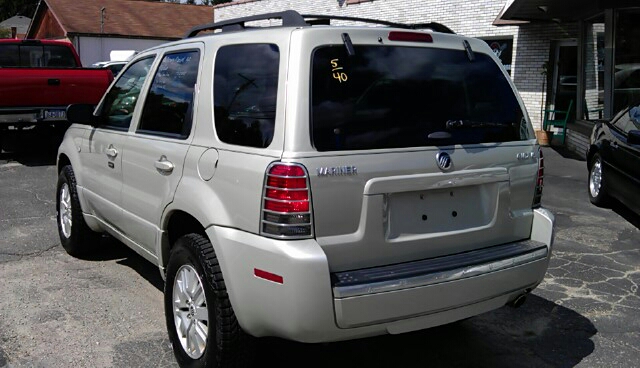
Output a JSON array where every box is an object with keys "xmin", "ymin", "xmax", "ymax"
[{"xmin": 73, "ymin": 36, "xmax": 170, "ymax": 67}]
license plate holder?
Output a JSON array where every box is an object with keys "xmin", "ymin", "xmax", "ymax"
[
  {"xmin": 386, "ymin": 185, "xmax": 497, "ymax": 239},
  {"xmin": 43, "ymin": 109, "xmax": 66, "ymax": 121}
]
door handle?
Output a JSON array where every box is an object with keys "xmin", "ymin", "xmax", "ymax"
[
  {"xmin": 48, "ymin": 78, "xmax": 60, "ymax": 86},
  {"xmin": 155, "ymin": 156, "xmax": 174, "ymax": 173},
  {"xmin": 106, "ymin": 146, "xmax": 118, "ymax": 158},
  {"xmin": 611, "ymin": 141, "xmax": 619, "ymax": 149}
]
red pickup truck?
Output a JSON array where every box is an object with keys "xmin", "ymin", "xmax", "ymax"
[{"xmin": 0, "ymin": 39, "xmax": 114, "ymax": 151}]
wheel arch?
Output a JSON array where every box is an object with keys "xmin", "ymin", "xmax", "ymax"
[
  {"xmin": 586, "ymin": 144, "xmax": 599, "ymax": 168},
  {"xmin": 57, "ymin": 153, "xmax": 71, "ymax": 173},
  {"xmin": 159, "ymin": 173, "xmax": 237, "ymax": 268},
  {"xmin": 160, "ymin": 209, "xmax": 208, "ymax": 269},
  {"xmin": 57, "ymin": 131, "xmax": 85, "ymax": 186},
  {"xmin": 57, "ymin": 139, "xmax": 101, "ymax": 232}
]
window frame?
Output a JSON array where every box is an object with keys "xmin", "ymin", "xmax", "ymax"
[{"xmin": 135, "ymin": 48, "xmax": 202, "ymax": 140}]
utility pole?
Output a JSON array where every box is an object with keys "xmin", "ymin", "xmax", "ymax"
[{"xmin": 100, "ymin": 7, "xmax": 105, "ymax": 33}]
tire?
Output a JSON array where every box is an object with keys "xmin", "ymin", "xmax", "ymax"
[
  {"xmin": 56, "ymin": 165, "xmax": 100, "ymax": 256},
  {"xmin": 165, "ymin": 233, "xmax": 253, "ymax": 368},
  {"xmin": 588, "ymin": 153, "xmax": 609, "ymax": 206}
]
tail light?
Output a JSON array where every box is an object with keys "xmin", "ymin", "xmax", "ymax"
[
  {"xmin": 261, "ymin": 162, "xmax": 313, "ymax": 239},
  {"xmin": 388, "ymin": 31, "xmax": 433, "ymax": 43},
  {"xmin": 532, "ymin": 149, "xmax": 544, "ymax": 208}
]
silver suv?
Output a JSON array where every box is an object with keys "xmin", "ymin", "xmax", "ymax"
[{"xmin": 57, "ymin": 11, "xmax": 554, "ymax": 367}]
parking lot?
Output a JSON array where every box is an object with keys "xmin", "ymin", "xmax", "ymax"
[{"xmin": 0, "ymin": 131, "xmax": 639, "ymax": 368}]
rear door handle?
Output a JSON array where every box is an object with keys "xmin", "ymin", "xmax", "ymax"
[
  {"xmin": 48, "ymin": 78, "xmax": 60, "ymax": 86},
  {"xmin": 106, "ymin": 146, "xmax": 118, "ymax": 158},
  {"xmin": 155, "ymin": 156, "xmax": 174, "ymax": 173}
]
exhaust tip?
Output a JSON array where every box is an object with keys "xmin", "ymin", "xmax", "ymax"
[{"xmin": 508, "ymin": 294, "xmax": 527, "ymax": 308}]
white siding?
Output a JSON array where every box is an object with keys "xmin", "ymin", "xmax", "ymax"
[
  {"xmin": 74, "ymin": 36, "xmax": 171, "ymax": 67},
  {"xmin": 214, "ymin": 0, "xmax": 579, "ymax": 130}
]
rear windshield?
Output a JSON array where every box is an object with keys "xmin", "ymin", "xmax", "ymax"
[
  {"xmin": 0, "ymin": 44, "xmax": 78, "ymax": 67},
  {"xmin": 311, "ymin": 45, "xmax": 530, "ymax": 151}
]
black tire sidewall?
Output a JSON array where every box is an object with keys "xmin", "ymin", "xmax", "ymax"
[
  {"xmin": 56, "ymin": 166, "xmax": 89, "ymax": 256},
  {"xmin": 164, "ymin": 237, "xmax": 218, "ymax": 368}
]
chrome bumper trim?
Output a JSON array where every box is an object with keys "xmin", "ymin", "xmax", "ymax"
[{"xmin": 332, "ymin": 240, "xmax": 548, "ymax": 298}]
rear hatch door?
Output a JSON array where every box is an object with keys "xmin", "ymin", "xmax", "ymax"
[{"xmin": 285, "ymin": 29, "xmax": 539, "ymax": 272}]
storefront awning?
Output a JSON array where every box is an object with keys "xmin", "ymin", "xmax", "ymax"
[{"xmin": 494, "ymin": 0, "xmax": 603, "ymax": 25}]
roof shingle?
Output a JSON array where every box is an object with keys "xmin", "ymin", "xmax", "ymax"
[{"xmin": 43, "ymin": 0, "xmax": 213, "ymax": 39}]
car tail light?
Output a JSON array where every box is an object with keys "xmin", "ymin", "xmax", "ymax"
[
  {"xmin": 388, "ymin": 31, "xmax": 433, "ymax": 43},
  {"xmin": 533, "ymin": 149, "xmax": 544, "ymax": 208},
  {"xmin": 261, "ymin": 163, "xmax": 313, "ymax": 239}
]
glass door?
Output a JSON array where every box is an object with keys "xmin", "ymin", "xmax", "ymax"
[{"xmin": 550, "ymin": 40, "xmax": 578, "ymax": 122}]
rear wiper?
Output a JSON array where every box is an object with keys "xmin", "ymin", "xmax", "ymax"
[{"xmin": 446, "ymin": 119, "xmax": 509, "ymax": 129}]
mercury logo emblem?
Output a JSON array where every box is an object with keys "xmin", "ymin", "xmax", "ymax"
[{"xmin": 436, "ymin": 152, "xmax": 452, "ymax": 171}]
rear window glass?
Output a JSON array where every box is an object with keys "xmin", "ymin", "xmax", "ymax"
[
  {"xmin": 311, "ymin": 45, "xmax": 530, "ymax": 151},
  {"xmin": 0, "ymin": 44, "xmax": 77, "ymax": 67},
  {"xmin": 214, "ymin": 44, "xmax": 279, "ymax": 148}
]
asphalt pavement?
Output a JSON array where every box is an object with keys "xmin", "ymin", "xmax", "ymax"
[{"xmin": 0, "ymin": 132, "xmax": 638, "ymax": 367}]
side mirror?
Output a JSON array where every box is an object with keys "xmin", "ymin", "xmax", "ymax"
[
  {"xmin": 628, "ymin": 130, "xmax": 640, "ymax": 145},
  {"xmin": 66, "ymin": 104, "xmax": 99, "ymax": 126}
]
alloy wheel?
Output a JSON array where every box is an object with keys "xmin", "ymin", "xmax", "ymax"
[
  {"xmin": 172, "ymin": 264, "xmax": 209, "ymax": 359},
  {"xmin": 59, "ymin": 183, "xmax": 72, "ymax": 239},
  {"xmin": 589, "ymin": 159, "xmax": 602, "ymax": 198}
]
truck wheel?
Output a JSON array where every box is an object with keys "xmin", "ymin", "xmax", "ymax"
[
  {"xmin": 165, "ymin": 233, "xmax": 253, "ymax": 368},
  {"xmin": 56, "ymin": 165, "xmax": 99, "ymax": 256},
  {"xmin": 588, "ymin": 153, "xmax": 609, "ymax": 206}
]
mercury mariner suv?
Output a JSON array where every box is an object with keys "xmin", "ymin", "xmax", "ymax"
[{"xmin": 57, "ymin": 11, "xmax": 555, "ymax": 368}]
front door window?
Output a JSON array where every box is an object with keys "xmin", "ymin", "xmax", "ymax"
[{"xmin": 98, "ymin": 56, "xmax": 156, "ymax": 130}]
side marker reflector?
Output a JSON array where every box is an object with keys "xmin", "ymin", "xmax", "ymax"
[{"xmin": 254, "ymin": 268, "xmax": 284, "ymax": 284}]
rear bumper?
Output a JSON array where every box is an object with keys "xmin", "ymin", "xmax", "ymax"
[{"xmin": 206, "ymin": 208, "xmax": 554, "ymax": 343}]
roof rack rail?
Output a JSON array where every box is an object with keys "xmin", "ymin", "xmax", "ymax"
[
  {"xmin": 184, "ymin": 10, "xmax": 454, "ymax": 38},
  {"xmin": 301, "ymin": 14, "xmax": 455, "ymax": 34},
  {"xmin": 184, "ymin": 10, "xmax": 307, "ymax": 38},
  {"xmin": 406, "ymin": 22, "xmax": 456, "ymax": 34}
]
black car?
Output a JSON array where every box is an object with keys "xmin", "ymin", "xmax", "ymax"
[{"xmin": 587, "ymin": 101, "xmax": 640, "ymax": 213}]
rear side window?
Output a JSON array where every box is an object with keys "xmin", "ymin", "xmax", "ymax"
[
  {"xmin": 0, "ymin": 44, "xmax": 77, "ymax": 67},
  {"xmin": 311, "ymin": 46, "xmax": 529, "ymax": 151},
  {"xmin": 138, "ymin": 50, "xmax": 200, "ymax": 139},
  {"xmin": 214, "ymin": 44, "xmax": 279, "ymax": 148},
  {"xmin": 0, "ymin": 45, "xmax": 19, "ymax": 66}
]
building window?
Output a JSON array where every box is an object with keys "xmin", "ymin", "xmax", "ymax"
[
  {"xmin": 614, "ymin": 8, "xmax": 640, "ymax": 114},
  {"xmin": 583, "ymin": 14, "xmax": 605, "ymax": 120},
  {"xmin": 479, "ymin": 37, "xmax": 513, "ymax": 75}
]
